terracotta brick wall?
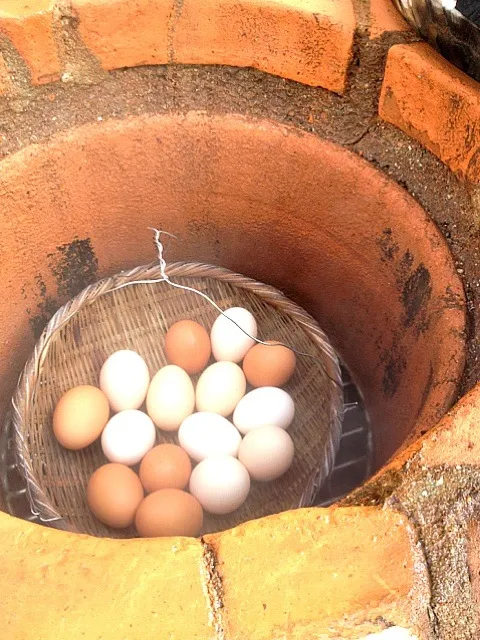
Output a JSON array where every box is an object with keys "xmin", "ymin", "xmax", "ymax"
[
  {"xmin": 0, "ymin": 0, "xmax": 478, "ymax": 184},
  {"xmin": 0, "ymin": 1, "xmax": 480, "ymax": 639}
]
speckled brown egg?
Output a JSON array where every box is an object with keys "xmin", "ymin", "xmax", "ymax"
[
  {"xmin": 164, "ymin": 320, "xmax": 211, "ymax": 374},
  {"xmin": 87, "ymin": 463, "xmax": 144, "ymax": 529},
  {"xmin": 53, "ymin": 385, "xmax": 110, "ymax": 450},
  {"xmin": 242, "ymin": 341, "xmax": 296, "ymax": 388},
  {"xmin": 135, "ymin": 489, "xmax": 203, "ymax": 538},
  {"xmin": 139, "ymin": 443, "xmax": 192, "ymax": 493}
]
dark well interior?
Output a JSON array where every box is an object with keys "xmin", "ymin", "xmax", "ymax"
[{"xmin": 0, "ymin": 113, "xmax": 466, "ymax": 513}]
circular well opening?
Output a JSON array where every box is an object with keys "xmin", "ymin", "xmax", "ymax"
[{"xmin": 0, "ymin": 112, "xmax": 466, "ymax": 524}]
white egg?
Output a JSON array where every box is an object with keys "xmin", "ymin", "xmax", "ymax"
[
  {"xmin": 100, "ymin": 350, "xmax": 150, "ymax": 412},
  {"xmin": 179, "ymin": 413, "xmax": 241, "ymax": 462},
  {"xmin": 146, "ymin": 365, "xmax": 195, "ymax": 431},
  {"xmin": 238, "ymin": 426, "xmax": 294, "ymax": 481},
  {"xmin": 233, "ymin": 387, "xmax": 295, "ymax": 435},
  {"xmin": 210, "ymin": 307, "xmax": 258, "ymax": 362},
  {"xmin": 189, "ymin": 455, "xmax": 250, "ymax": 514},
  {"xmin": 196, "ymin": 362, "xmax": 246, "ymax": 417},
  {"xmin": 101, "ymin": 409, "xmax": 156, "ymax": 466}
]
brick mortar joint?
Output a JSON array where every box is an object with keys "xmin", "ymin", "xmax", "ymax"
[
  {"xmin": 201, "ymin": 540, "xmax": 226, "ymax": 640},
  {"xmin": 0, "ymin": 33, "xmax": 33, "ymax": 92}
]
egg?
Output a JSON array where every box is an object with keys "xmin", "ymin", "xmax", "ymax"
[
  {"xmin": 242, "ymin": 341, "xmax": 296, "ymax": 387},
  {"xmin": 164, "ymin": 320, "xmax": 211, "ymax": 374},
  {"xmin": 146, "ymin": 365, "xmax": 195, "ymax": 431},
  {"xmin": 53, "ymin": 385, "xmax": 110, "ymax": 450},
  {"xmin": 101, "ymin": 409, "xmax": 156, "ymax": 466},
  {"xmin": 238, "ymin": 426, "xmax": 295, "ymax": 481},
  {"xmin": 196, "ymin": 362, "xmax": 246, "ymax": 416},
  {"xmin": 233, "ymin": 387, "xmax": 295, "ymax": 435},
  {"xmin": 139, "ymin": 443, "xmax": 192, "ymax": 493},
  {"xmin": 189, "ymin": 455, "xmax": 250, "ymax": 514},
  {"xmin": 87, "ymin": 463, "xmax": 144, "ymax": 528},
  {"xmin": 178, "ymin": 412, "xmax": 241, "ymax": 462},
  {"xmin": 135, "ymin": 489, "xmax": 203, "ymax": 537},
  {"xmin": 210, "ymin": 307, "xmax": 258, "ymax": 362},
  {"xmin": 100, "ymin": 350, "xmax": 150, "ymax": 412}
]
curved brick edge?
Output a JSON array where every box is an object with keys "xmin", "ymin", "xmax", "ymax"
[
  {"xmin": 0, "ymin": 505, "xmax": 431, "ymax": 639},
  {"xmin": 0, "ymin": 1, "xmax": 478, "ymax": 184},
  {"xmin": 379, "ymin": 43, "xmax": 480, "ymax": 184},
  {"xmin": 0, "ymin": 0, "xmax": 356, "ymax": 92},
  {"xmin": 73, "ymin": 0, "xmax": 356, "ymax": 92}
]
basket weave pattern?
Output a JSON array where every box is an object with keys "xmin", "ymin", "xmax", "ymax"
[{"xmin": 11, "ymin": 262, "xmax": 343, "ymax": 537}]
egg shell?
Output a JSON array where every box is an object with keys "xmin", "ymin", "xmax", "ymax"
[
  {"xmin": 164, "ymin": 320, "xmax": 211, "ymax": 374},
  {"xmin": 196, "ymin": 362, "xmax": 246, "ymax": 417},
  {"xmin": 101, "ymin": 409, "xmax": 156, "ymax": 466},
  {"xmin": 100, "ymin": 350, "xmax": 150, "ymax": 412},
  {"xmin": 178, "ymin": 412, "xmax": 241, "ymax": 462},
  {"xmin": 242, "ymin": 341, "xmax": 296, "ymax": 388},
  {"xmin": 238, "ymin": 425, "xmax": 295, "ymax": 481},
  {"xmin": 233, "ymin": 387, "xmax": 295, "ymax": 435},
  {"xmin": 139, "ymin": 444, "xmax": 192, "ymax": 493},
  {"xmin": 135, "ymin": 489, "xmax": 203, "ymax": 537},
  {"xmin": 146, "ymin": 365, "xmax": 195, "ymax": 431},
  {"xmin": 87, "ymin": 463, "xmax": 144, "ymax": 529},
  {"xmin": 210, "ymin": 307, "xmax": 258, "ymax": 363},
  {"xmin": 53, "ymin": 385, "xmax": 110, "ymax": 450},
  {"xmin": 189, "ymin": 455, "xmax": 250, "ymax": 515}
]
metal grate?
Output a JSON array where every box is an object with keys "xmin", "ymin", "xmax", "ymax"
[{"xmin": 314, "ymin": 365, "xmax": 373, "ymax": 506}]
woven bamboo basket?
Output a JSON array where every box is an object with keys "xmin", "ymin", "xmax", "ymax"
[{"xmin": 10, "ymin": 262, "xmax": 343, "ymax": 538}]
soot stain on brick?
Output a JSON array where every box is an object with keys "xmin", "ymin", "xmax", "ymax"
[
  {"xmin": 400, "ymin": 249, "xmax": 414, "ymax": 272},
  {"xmin": 382, "ymin": 349, "xmax": 407, "ymax": 398},
  {"xmin": 28, "ymin": 238, "xmax": 98, "ymax": 338},
  {"xmin": 402, "ymin": 263, "xmax": 432, "ymax": 329},
  {"xmin": 48, "ymin": 237, "xmax": 98, "ymax": 299},
  {"xmin": 377, "ymin": 228, "xmax": 400, "ymax": 262},
  {"xmin": 380, "ymin": 331, "xmax": 407, "ymax": 399},
  {"xmin": 28, "ymin": 275, "xmax": 59, "ymax": 339}
]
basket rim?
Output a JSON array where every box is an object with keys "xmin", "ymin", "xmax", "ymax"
[{"xmin": 10, "ymin": 260, "xmax": 343, "ymax": 532}]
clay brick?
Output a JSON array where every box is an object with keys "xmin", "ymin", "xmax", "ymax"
[
  {"xmin": 409, "ymin": 384, "xmax": 480, "ymax": 468},
  {"xmin": 379, "ymin": 43, "xmax": 480, "ymax": 183},
  {"xmin": 370, "ymin": 0, "xmax": 409, "ymax": 38},
  {"xmin": 0, "ymin": 0, "xmax": 60, "ymax": 85},
  {"xmin": 72, "ymin": 0, "xmax": 355, "ymax": 92},
  {"xmin": 206, "ymin": 506, "xmax": 430, "ymax": 638},
  {"xmin": 72, "ymin": 0, "xmax": 172, "ymax": 70},
  {"xmin": 0, "ymin": 513, "xmax": 211, "ymax": 640},
  {"xmin": 374, "ymin": 383, "xmax": 480, "ymax": 476},
  {"xmin": 172, "ymin": 0, "xmax": 355, "ymax": 91}
]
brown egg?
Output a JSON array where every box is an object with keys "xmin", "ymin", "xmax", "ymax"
[
  {"xmin": 164, "ymin": 320, "xmax": 211, "ymax": 374},
  {"xmin": 135, "ymin": 489, "xmax": 203, "ymax": 538},
  {"xmin": 87, "ymin": 463, "xmax": 144, "ymax": 529},
  {"xmin": 53, "ymin": 385, "xmax": 110, "ymax": 450},
  {"xmin": 139, "ymin": 443, "xmax": 192, "ymax": 493},
  {"xmin": 242, "ymin": 341, "xmax": 296, "ymax": 388}
]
